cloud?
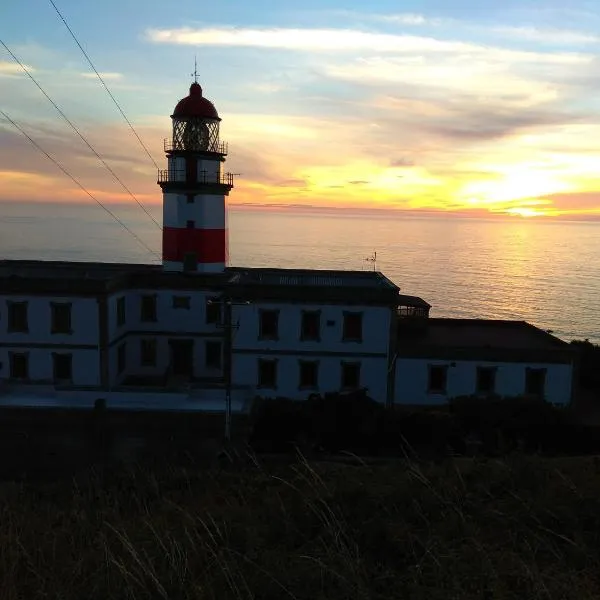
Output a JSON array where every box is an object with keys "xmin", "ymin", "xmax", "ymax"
[
  {"xmin": 390, "ymin": 158, "xmax": 415, "ymax": 167},
  {"xmin": 80, "ymin": 72, "xmax": 124, "ymax": 80},
  {"xmin": 376, "ymin": 13, "xmax": 444, "ymax": 26},
  {"xmin": 492, "ymin": 26, "xmax": 599, "ymax": 45},
  {"xmin": 145, "ymin": 26, "xmax": 493, "ymax": 55},
  {"xmin": 0, "ymin": 60, "xmax": 34, "ymax": 76}
]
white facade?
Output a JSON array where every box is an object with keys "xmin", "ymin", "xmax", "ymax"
[
  {"xmin": 395, "ymin": 358, "xmax": 574, "ymax": 406},
  {"xmin": 231, "ymin": 302, "xmax": 393, "ymax": 402},
  {"xmin": 0, "ymin": 295, "xmax": 101, "ymax": 386},
  {"xmin": 0, "ymin": 286, "xmax": 577, "ymax": 408}
]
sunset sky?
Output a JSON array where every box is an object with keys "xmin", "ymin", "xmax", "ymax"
[{"xmin": 3, "ymin": 0, "xmax": 600, "ymax": 218}]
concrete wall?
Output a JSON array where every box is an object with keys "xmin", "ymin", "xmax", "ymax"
[{"xmin": 395, "ymin": 358, "xmax": 573, "ymax": 405}]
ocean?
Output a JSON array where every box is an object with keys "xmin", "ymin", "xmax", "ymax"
[{"xmin": 1, "ymin": 201, "xmax": 599, "ymax": 345}]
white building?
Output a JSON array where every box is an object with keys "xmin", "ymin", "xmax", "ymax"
[{"xmin": 0, "ymin": 81, "xmax": 577, "ymax": 411}]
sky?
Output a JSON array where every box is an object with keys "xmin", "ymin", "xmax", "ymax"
[{"xmin": 3, "ymin": 1, "xmax": 600, "ymax": 219}]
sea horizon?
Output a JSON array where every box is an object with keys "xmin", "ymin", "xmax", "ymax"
[{"xmin": 1, "ymin": 200, "xmax": 599, "ymax": 345}]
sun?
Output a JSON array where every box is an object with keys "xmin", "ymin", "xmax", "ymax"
[{"xmin": 504, "ymin": 207, "xmax": 547, "ymax": 218}]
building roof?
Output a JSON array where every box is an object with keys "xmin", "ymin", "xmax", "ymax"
[
  {"xmin": 0, "ymin": 260, "xmax": 402, "ymax": 304},
  {"xmin": 398, "ymin": 294, "xmax": 431, "ymax": 308},
  {"xmin": 172, "ymin": 83, "xmax": 220, "ymax": 120},
  {"xmin": 228, "ymin": 267, "xmax": 398, "ymax": 290},
  {"xmin": 398, "ymin": 318, "xmax": 574, "ymax": 363},
  {"xmin": 226, "ymin": 267, "xmax": 400, "ymax": 305}
]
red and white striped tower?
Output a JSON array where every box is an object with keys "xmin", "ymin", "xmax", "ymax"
[{"xmin": 158, "ymin": 79, "xmax": 234, "ymax": 272}]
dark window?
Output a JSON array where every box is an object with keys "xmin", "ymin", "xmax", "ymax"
[
  {"xmin": 173, "ymin": 295, "xmax": 191, "ymax": 309},
  {"xmin": 206, "ymin": 298, "xmax": 221, "ymax": 324},
  {"xmin": 9, "ymin": 352, "xmax": 28, "ymax": 379},
  {"xmin": 341, "ymin": 362, "xmax": 361, "ymax": 389},
  {"xmin": 258, "ymin": 359, "xmax": 277, "ymax": 388},
  {"xmin": 116, "ymin": 297, "xmax": 126, "ymax": 327},
  {"xmin": 186, "ymin": 220, "xmax": 195, "ymax": 229},
  {"xmin": 51, "ymin": 302, "xmax": 72, "ymax": 334},
  {"xmin": 183, "ymin": 253, "xmax": 197, "ymax": 272},
  {"xmin": 205, "ymin": 341, "xmax": 222, "ymax": 369},
  {"xmin": 117, "ymin": 343, "xmax": 126, "ymax": 374},
  {"xmin": 140, "ymin": 339, "xmax": 157, "ymax": 366},
  {"xmin": 301, "ymin": 311, "xmax": 320, "ymax": 341},
  {"xmin": 7, "ymin": 301, "xmax": 28, "ymax": 333},
  {"xmin": 476, "ymin": 367, "xmax": 496, "ymax": 394},
  {"xmin": 53, "ymin": 353, "xmax": 72, "ymax": 382},
  {"xmin": 186, "ymin": 194, "xmax": 195, "ymax": 204},
  {"xmin": 140, "ymin": 295, "xmax": 157, "ymax": 322},
  {"xmin": 525, "ymin": 368, "xmax": 546, "ymax": 397},
  {"xmin": 259, "ymin": 310, "xmax": 279, "ymax": 340},
  {"xmin": 299, "ymin": 361, "xmax": 319, "ymax": 388},
  {"xmin": 428, "ymin": 365, "xmax": 448, "ymax": 394},
  {"xmin": 343, "ymin": 312, "xmax": 362, "ymax": 342}
]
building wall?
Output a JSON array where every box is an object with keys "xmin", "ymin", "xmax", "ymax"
[
  {"xmin": 232, "ymin": 354, "xmax": 388, "ymax": 402},
  {"xmin": 107, "ymin": 289, "xmax": 223, "ymax": 339},
  {"xmin": 230, "ymin": 302, "xmax": 392, "ymax": 402},
  {"xmin": 395, "ymin": 358, "xmax": 573, "ymax": 405},
  {"xmin": 232, "ymin": 303, "xmax": 392, "ymax": 354},
  {"xmin": 0, "ymin": 295, "xmax": 101, "ymax": 386},
  {"xmin": 163, "ymin": 193, "xmax": 226, "ymax": 229},
  {"xmin": 0, "ymin": 295, "xmax": 100, "ymax": 345},
  {"xmin": 106, "ymin": 289, "xmax": 224, "ymax": 384}
]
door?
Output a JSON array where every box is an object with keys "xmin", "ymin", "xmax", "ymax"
[{"xmin": 169, "ymin": 340, "xmax": 194, "ymax": 377}]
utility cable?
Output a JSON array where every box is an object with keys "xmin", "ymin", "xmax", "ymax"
[
  {"xmin": 48, "ymin": 0, "xmax": 161, "ymax": 171},
  {"xmin": 0, "ymin": 109, "xmax": 160, "ymax": 259},
  {"xmin": 0, "ymin": 39, "xmax": 162, "ymax": 230}
]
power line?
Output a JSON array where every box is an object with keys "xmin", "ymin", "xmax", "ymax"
[
  {"xmin": 0, "ymin": 38, "xmax": 162, "ymax": 231},
  {"xmin": 0, "ymin": 109, "xmax": 160, "ymax": 259},
  {"xmin": 48, "ymin": 0, "xmax": 161, "ymax": 171}
]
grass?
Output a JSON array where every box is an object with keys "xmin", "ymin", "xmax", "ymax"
[{"xmin": 2, "ymin": 452, "xmax": 600, "ymax": 599}]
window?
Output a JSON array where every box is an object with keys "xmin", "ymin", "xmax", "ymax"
[
  {"xmin": 343, "ymin": 312, "xmax": 362, "ymax": 342},
  {"xmin": 186, "ymin": 194, "xmax": 195, "ymax": 204},
  {"xmin": 116, "ymin": 297, "xmax": 126, "ymax": 327},
  {"xmin": 140, "ymin": 295, "xmax": 157, "ymax": 322},
  {"xmin": 173, "ymin": 295, "xmax": 191, "ymax": 309},
  {"xmin": 186, "ymin": 220, "xmax": 195, "ymax": 229},
  {"xmin": 9, "ymin": 352, "xmax": 28, "ymax": 379},
  {"xmin": 258, "ymin": 359, "xmax": 277, "ymax": 388},
  {"xmin": 525, "ymin": 368, "xmax": 546, "ymax": 397},
  {"xmin": 206, "ymin": 297, "xmax": 221, "ymax": 324},
  {"xmin": 183, "ymin": 253, "xmax": 197, "ymax": 272},
  {"xmin": 51, "ymin": 302, "xmax": 72, "ymax": 334},
  {"xmin": 205, "ymin": 341, "xmax": 222, "ymax": 369},
  {"xmin": 301, "ymin": 311, "xmax": 320, "ymax": 341},
  {"xmin": 428, "ymin": 365, "xmax": 448, "ymax": 394},
  {"xmin": 117, "ymin": 343, "xmax": 126, "ymax": 374},
  {"xmin": 299, "ymin": 360, "xmax": 319, "ymax": 389},
  {"xmin": 259, "ymin": 310, "xmax": 279, "ymax": 340},
  {"xmin": 7, "ymin": 301, "xmax": 28, "ymax": 332},
  {"xmin": 53, "ymin": 353, "xmax": 72, "ymax": 382},
  {"xmin": 140, "ymin": 339, "xmax": 157, "ymax": 367},
  {"xmin": 341, "ymin": 362, "xmax": 361, "ymax": 389},
  {"xmin": 476, "ymin": 367, "xmax": 496, "ymax": 395}
]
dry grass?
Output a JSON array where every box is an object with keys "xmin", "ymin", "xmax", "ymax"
[{"xmin": 1, "ymin": 453, "xmax": 600, "ymax": 599}]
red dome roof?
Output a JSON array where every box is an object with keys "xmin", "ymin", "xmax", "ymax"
[{"xmin": 172, "ymin": 82, "xmax": 219, "ymax": 120}]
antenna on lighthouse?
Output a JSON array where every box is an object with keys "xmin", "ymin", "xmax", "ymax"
[
  {"xmin": 364, "ymin": 251, "xmax": 377, "ymax": 272},
  {"xmin": 191, "ymin": 56, "xmax": 198, "ymax": 83}
]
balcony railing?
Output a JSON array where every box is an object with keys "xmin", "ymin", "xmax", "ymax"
[
  {"xmin": 157, "ymin": 170, "xmax": 235, "ymax": 186},
  {"xmin": 164, "ymin": 138, "xmax": 228, "ymax": 155}
]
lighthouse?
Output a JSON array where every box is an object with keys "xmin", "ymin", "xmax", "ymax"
[{"xmin": 158, "ymin": 79, "xmax": 234, "ymax": 272}]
